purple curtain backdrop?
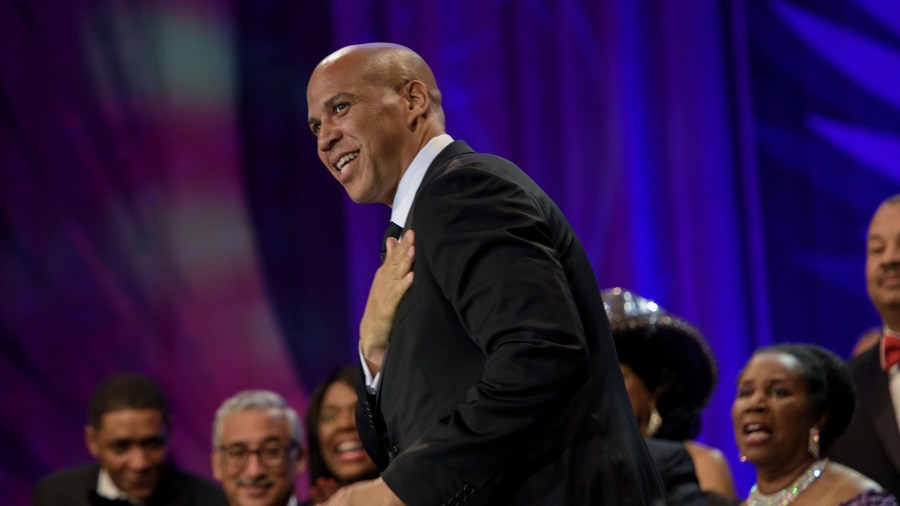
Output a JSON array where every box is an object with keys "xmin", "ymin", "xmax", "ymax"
[{"xmin": 2, "ymin": 0, "xmax": 899, "ymax": 504}]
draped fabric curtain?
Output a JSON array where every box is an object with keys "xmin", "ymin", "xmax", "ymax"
[
  {"xmin": 1, "ymin": 1, "xmax": 310, "ymax": 500},
  {"xmin": 2, "ymin": 0, "xmax": 898, "ymax": 503}
]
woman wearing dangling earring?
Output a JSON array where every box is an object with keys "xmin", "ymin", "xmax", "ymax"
[
  {"xmin": 603, "ymin": 288, "xmax": 737, "ymax": 504},
  {"xmin": 733, "ymin": 343, "xmax": 897, "ymax": 506}
]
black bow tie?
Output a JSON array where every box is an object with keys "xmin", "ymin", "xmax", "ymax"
[{"xmin": 380, "ymin": 222, "xmax": 403, "ymax": 263}]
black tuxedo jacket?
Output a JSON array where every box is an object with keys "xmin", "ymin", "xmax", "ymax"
[
  {"xmin": 356, "ymin": 141, "xmax": 664, "ymax": 505},
  {"xmin": 828, "ymin": 341, "xmax": 900, "ymax": 497},
  {"xmin": 31, "ymin": 462, "xmax": 227, "ymax": 506}
]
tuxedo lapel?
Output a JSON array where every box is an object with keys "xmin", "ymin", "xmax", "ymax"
[{"xmin": 858, "ymin": 344, "xmax": 900, "ymax": 474}]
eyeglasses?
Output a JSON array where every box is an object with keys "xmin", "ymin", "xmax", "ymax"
[{"xmin": 218, "ymin": 441, "xmax": 298, "ymax": 470}]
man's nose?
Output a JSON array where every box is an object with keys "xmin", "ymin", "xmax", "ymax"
[
  {"xmin": 127, "ymin": 448, "xmax": 154, "ymax": 471},
  {"xmin": 884, "ymin": 243, "xmax": 900, "ymax": 263},
  {"xmin": 317, "ymin": 120, "xmax": 340, "ymax": 152},
  {"xmin": 243, "ymin": 450, "xmax": 265, "ymax": 476}
]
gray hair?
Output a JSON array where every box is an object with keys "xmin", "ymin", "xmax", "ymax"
[{"xmin": 212, "ymin": 390, "xmax": 304, "ymax": 449}]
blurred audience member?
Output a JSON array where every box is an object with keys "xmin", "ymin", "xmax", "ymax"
[
  {"xmin": 212, "ymin": 390, "xmax": 304, "ymax": 506},
  {"xmin": 32, "ymin": 372, "xmax": 225, "ymax": 505},
  {"xmin": 603, "ymin": 288, "xmax": 737, "ymax": 502},
  {"xmin": 733, "ymin": 343, "xmax": 895, "ymax": 505},
  {"xmin": 305, "ymin": 367, "xmax": 379, "ymax": 504},
  {"xmin": 830, "ymin": 194, "xmax": 900, "ymax": 497}
]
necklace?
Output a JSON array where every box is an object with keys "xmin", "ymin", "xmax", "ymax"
[{"xmin": 747, "ymin": 458, "xmax": 828, "ymax": 506}]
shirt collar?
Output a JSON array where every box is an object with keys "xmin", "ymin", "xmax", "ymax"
[
  {"xmin": 390, "ymin": 134, "xmax": 454, "ymax": 227},
  {"xmin": 96, "ymin": 468, "xmax": 145, "ymax": 505}
]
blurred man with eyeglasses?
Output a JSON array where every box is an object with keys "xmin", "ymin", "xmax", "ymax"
[
  {"xmin": 212, "ymin": 390, "xmax": 306, "ymax": 506},
  {"xmin": 33, "ymin": 372, "xmax": 226, "ymax": 505}
]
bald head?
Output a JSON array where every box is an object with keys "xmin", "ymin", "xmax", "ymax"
[{"xmin": 312, "ymin": 43, "xmax": 444, "ymax": 129}]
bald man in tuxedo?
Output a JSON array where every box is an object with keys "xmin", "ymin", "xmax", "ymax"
[{"xmin": 306, "ymin": 42, "xmax": 663, "ymax": 506}]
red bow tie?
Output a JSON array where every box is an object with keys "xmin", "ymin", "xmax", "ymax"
[{"xmin": 883, "ymin": 334, "xmax": 900, "ymax": 371}]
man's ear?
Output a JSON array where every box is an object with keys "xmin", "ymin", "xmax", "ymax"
[
  {"xmin": 404, "ymin": 80, "xmax": 430, "ymax": 129},
  {"xmin": 211, "ymin": 450, "xmax": 223, "ymax": 481},
  {"xmin": 85, "ymin": 425, "xmax": 99, "ymax": 458}
]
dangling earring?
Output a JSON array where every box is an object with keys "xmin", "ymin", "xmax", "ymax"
[
  {"xmin": 647, "ymin": 408, "xmax": 662, "ymax": 437},
  {"xmin": 808, "ymin": 426, "xmax": 820, "ymax": 458},
  {"xmin": 740, "ymin": 455, "xmax": 747, "ymax": 463}
]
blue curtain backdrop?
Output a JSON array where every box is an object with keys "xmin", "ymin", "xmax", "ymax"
[{"xmin": 2, "ymin": 0, "xmax": 898, "ymax": 503}]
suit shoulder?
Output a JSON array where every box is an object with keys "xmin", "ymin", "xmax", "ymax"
[
  {"xmin": 424, "ymin": 152, "xmax": 541, "ymax": 201},
  {"xmin": 154, "ymin": 466, "xmax": 227, "ymax": 504},
  {"xmin": 847, "ymin": 345, "xmax": 881, "ymax": 377},
  {"xmin": 33, "ymin": 463, "xmax": 98, "ymax": 505},
  {"xmin": 36, "ymin": 462, "xmax": 98, "ymax": 486}
]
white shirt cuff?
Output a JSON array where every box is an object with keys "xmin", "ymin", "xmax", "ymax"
[{"xmin": 359, "ymin": 345, "xmax": 382, "ymax": 394}]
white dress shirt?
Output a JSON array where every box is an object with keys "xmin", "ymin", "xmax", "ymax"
[{"xmin": 97, "ymin": 468, "xmax": 144, "ymax": 505}]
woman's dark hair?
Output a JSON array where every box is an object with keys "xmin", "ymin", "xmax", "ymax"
[
  {"xmin": 615, "ymin": 326, "xmax": 705, "ymax": 441},
  {"xmin": 753, "ymin": 343, "xmax": 856, "ymax": 454},
  {"xmin": 306, "ymin": 366, "xmax": 359, "ymax": 485}
]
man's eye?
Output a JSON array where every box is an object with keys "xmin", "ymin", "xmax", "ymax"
[
  {"xmin": 110, "ymin": 442, "xmax": 130, "ymax": 454},
  {"xmin": 261, "ymin": 445, "xmax": 284, "ymax": 459},
  {"xmin": 142, "ymin": 437, "xmax": 165, "ymax": 450},
  {"xmin": 311, "ymin": 123, "xmax": 321, "ymax": 135},
  {"xmin": 226, "ymin": 446, "xmax": 248, "ymax": 459},
  {"xmin": 737, "ymin": 388, "xmax": 752, "ymax": 398},
  {"xmin": 334, "ymin": 102, "xmax": 348, "ymax": 113}
]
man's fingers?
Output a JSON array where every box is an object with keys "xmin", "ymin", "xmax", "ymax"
[
  {"xmin": 384, "ymin": 236, "xmax": 400, "ymax": 255},
  {"xmin": 385, "ymin": 229, "xmax": 415, "ymax": 259}
]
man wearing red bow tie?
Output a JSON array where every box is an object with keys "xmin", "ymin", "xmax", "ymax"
[{"xmin": 829, "ymin": 194, "xmax": 900, "ymax": 497}]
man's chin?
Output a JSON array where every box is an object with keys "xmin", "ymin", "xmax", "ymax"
[
  {"xmin": 881, "ymin": 297, "xmax": 900, "ymax": 315},
  {"xmin": 125, "ymin": 486, "xmax": 157, "ymax": 501},
  {"xmin": 238, "ymin": 487, "xmax": 287, "ymax": 506}
]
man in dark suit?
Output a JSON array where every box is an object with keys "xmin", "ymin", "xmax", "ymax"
[
  {"xmin": 829, "ymin": 194, "xmax": 900, "ymax": 497},
  {"xmin": 306, "ymin": 42, "xmax": 664, "ymax": 505},
  {"xmin": 32, "ymin": 372, "xmax": 226, "ymax": 506}
]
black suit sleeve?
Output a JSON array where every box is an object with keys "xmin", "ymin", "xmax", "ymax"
[{"xmin": 381, "ymin": 166, "xmax": 591, "ymax": 501}]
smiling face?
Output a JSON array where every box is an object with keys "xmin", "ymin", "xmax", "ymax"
[
  {"xmin": 317, "ymin": 380, "xmax": 377, "ymax": 484},
  {"xmin": 732, "ymin": 352, "xmax": 818, "ymax": 470},
  {"xmin": 307, "ymin": 48, "xmax": 418, "ymax": 206},
  {"xmin": 867, "ymin": 201, "xmax": 900, "ymax": 328},
  {"xmin": 85, "ymin": 409, "xmax": 168, "ymax": 501},
  {"xmin": 212, "ymin": 409, "xmax": 303, "ymax": 506}
]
